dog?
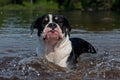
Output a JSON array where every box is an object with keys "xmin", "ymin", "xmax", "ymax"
[{"xmin": 30, "ymin": 14, "xmax": 96, "ymax": 68}]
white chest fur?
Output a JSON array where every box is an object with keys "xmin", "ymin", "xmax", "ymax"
[{"xmin": 45, "ymin": 36, "xmax": 72, "ymax": 67}]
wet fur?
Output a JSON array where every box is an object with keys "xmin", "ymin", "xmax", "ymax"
[{"xmin": 31, "ymin": 14, "xmax": 96, "ymax": 68}]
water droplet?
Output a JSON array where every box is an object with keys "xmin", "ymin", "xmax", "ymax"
[
  {"xmin": 36, "ymin": 71, "xmax": 40, "ymax": 76},
  {"xmin": 90, "ymin": 62, "xmax": 93, "ymax": 65},
  {"xmin": 111, "ymin": 58, "xmax": 115, "ymax": 61},
  {"xmin": 13, "ymin": 64, "xmax": 16, "ymax": 67}
]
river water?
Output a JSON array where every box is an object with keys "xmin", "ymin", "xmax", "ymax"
[{"xmin": 0, "ymin": 10, "xmax": 120, "ymax": 80}]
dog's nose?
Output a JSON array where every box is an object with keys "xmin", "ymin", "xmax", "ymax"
[{"xmin": 48, "ymin": 23, "xmax": 57, "ymax": 30}]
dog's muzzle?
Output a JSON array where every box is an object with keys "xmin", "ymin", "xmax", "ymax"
[
  {"xmin": 48, "ymin": 23, "xmax": 57, "ymax": 30},
  {"xmin": 43, "ymin": 23, "xmax": 62, "ymax": 40}
]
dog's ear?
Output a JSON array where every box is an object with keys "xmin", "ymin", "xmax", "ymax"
[
  {"xmin": 63, "ymin": 17, "xmax": 71, "ymax": 36},
  {"xmin": 30, "ymin": 17, "xmax": 43, "ymax": 36},
  {"xmin": 30, "ymin": 20, "xmax": 36, "ymax": 36}
]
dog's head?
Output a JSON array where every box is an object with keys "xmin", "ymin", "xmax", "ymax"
[{"xmin": 31, "ymin": 14, "xmax": 71, "ymax": 44}]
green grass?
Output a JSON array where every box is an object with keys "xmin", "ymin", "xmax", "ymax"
[
  {"xmin": 1, "ymin": 4, "xmax": 24, "ymax": 10},
  {"xmin": 0, "ymin": 1, "xmax": 59, "ymax": 10},
  {"xmin": 74, "ymin": 2, "xmax": 82, "ymax": 10}
]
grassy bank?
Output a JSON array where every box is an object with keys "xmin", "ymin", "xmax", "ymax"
[{"xmin": 0, "ymin": 1, "xmax": 58, "ymax": 10}]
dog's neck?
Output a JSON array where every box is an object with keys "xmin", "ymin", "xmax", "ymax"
[{"xmin": 44, "ymin": 35, "xmax": 72, "ymax": 67}]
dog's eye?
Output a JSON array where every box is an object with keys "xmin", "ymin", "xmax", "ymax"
[
  {"xmin": 55, "ymin": 17, "xmax": 63, "ymax": 23},
  {"xmin": 42, "ymin": 17, "xmax": 49, "ymax": 25},
  {"xmin": 55, "ymin": 17, "xmax": 58, "ymax": 20},
  {"xmin": 44, "ymin": 17, "xmax": 48, "ymax": 21},
  {"xmin": 43, "ymin": 17, "xmax": 48, "ymax": 22}
]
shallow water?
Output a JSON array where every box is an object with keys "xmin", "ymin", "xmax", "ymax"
[{"xmin": 0, "ymin": 10, "xmax": 120, "ymax": 80}]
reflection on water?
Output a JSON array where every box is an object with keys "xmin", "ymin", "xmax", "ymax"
[
  {"xmin": 0, "ymin": 10, "xmax": 120, "ymax": 31},
  {"xmin": 60, "ymin": 11, "xmax": 120, "ymax": 31},
  {"xmin": 0, "ymin": 10, "xmax": 120, "ymax": 79}
]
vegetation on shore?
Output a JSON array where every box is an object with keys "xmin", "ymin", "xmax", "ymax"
[
  {"xmin": 0, "ymin": 0, "xmax": 120, "ymax": 11},
  {"xmin": 0, "ymin": 0, "xmax": 58, "ymax": 10}
]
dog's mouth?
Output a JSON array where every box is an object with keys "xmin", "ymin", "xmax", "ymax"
[
  {"xmin": 45, "ymin": 31, "xmax": 61, "ymax": 39},
  {"xmin": 43, "ymin": 27, "xmax": 63, "ymax": 46}
]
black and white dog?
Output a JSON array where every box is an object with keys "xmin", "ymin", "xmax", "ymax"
[{"xmin": 31, "ymin": 14, "xmax": 96, "ymax": 68}]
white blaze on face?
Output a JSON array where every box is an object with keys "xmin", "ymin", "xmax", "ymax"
[
  {"xmin": 42, "ymin": 14, "xmax": 52, "ymax": 33},
  {"xmin": 49, "ymin": 14, "xmax": 53, "ymax": 23}
]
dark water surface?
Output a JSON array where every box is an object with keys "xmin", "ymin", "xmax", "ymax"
[{"xmin": 0, "ymin": 10, "xmax": 120, "ymax": 80}]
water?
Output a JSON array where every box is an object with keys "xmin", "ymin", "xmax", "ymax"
[{"xmin": 0, "ymin": 10, "xmax": 120, "ymax": 80}]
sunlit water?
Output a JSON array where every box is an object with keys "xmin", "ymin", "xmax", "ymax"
[{"xmin": 0, "ymin": 10, "xmax": 120, "ymax": 79}]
